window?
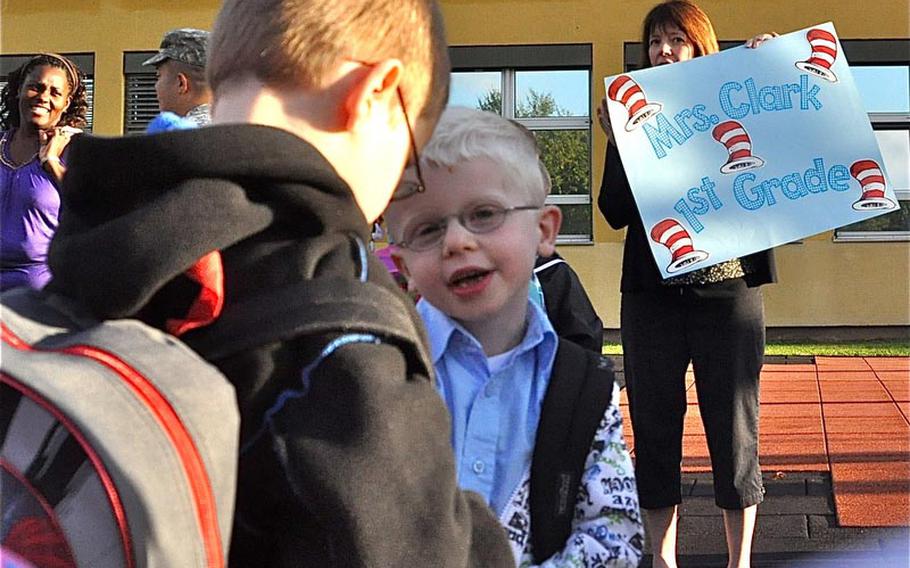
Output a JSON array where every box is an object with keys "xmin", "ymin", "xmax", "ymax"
[
  {"xmin": 834, "ymin": 40, "xmax": 910, "ymax": 242},
  {"xmin": 123, "ymin": 52, "xmax": 159, "ymax": 135},
  {"xmin": 449, "ymin": 45, "xmax": 593, "ymax": 243},
  {"xmin": 0, "ymin": 53, "xmax": 95, "ymax": 132}
]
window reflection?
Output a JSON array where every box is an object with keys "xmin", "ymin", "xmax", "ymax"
[
  {"xmin": 532, "ymin": 130, "xmax": 590, "ymax": 195},
  {"xmin": 446, "ymin": 60, "xmax": 593, "ymax": 242},
  {"xmin": 450, "ymin": 71, "xmax": 502, "ymax": 112},
  {"xmin": 852, "ymin": 65, "xmax": 910, "ymax": 114},
  {"xmin": 515, "ymin": 70, "xmax": 589, "ymax": 117},
  {"xmin": 839, "ymin": 200, "xmax": 910, "ymax": 233},
  {"xmin": 875, "ymin": 130, "xmax": 910, "ymax": 190},
  {"xmin": 554, "ymin": 203, "xmax": 593, "ymax": 238}
]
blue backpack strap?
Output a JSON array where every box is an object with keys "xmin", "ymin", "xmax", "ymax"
[{"xmin": 529, "ymin": 338, "xmax": 615, "ymax": 563}]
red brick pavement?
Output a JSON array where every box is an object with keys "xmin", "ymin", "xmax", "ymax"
[{"xmin": 619, "ymin": 356, "xmax": 910, "ymax": 527}]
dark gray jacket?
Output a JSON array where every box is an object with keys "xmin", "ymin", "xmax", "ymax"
[{"xmin": 48, "ymin": 124, "xmax": 513, "ymax": 567}]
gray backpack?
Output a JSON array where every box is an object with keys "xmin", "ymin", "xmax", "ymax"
[{"xmin": 0, "ymin": 287, "xmax": 239, "ymax": 568}]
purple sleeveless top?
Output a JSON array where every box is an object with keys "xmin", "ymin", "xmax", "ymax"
[{"xmin": 0, "ymin": 130, "xmax": 62, "ymax": 291}]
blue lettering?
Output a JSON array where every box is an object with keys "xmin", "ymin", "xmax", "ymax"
[
  {"xmin": 687, "ymin": 187, "xmax": 709, "ymax": 215},
  {"xmin": 673, "ymin": 198, "xmax": 705, "ymax": 233},
  {"xmin": 759, "ymin": 179, "xmax": 779, "ymax": 206},
  {"xmin": 804, "ymin": 157, "xmax": 827, "ymax": 193},
  {"xmin": 643, "ymin": 113, "xmax": 688, "ymax": 159},
  {"xmin": 690, "ymin": 105, "xmax": 712, "ymax": 132},
  {"xmin": 721, "ymin": 76, "xmax": 821, "ymax": 117},
  {"xmin": 744, "ymin": 78, "xmax": 760, "ymax": 115},
  {"xmin": 783, "ymin": 83, "xmax": 799, "ymax": 110},
  {"xmin": 733, "ymin": 159, "xmax": 852, "ymax": 208},
  {"xmin": 700, "ymin": 177, "xmax": 723, "ymax": 210},
  {"xmin": 828, "ymin": 164, "xmax": 850, "ymax": 191},
  {"xmin": 800, "ymin": 74, "xmax": 822, "ymax": 110},
  {"xmin": 780, "ymin": 172, "xmax": 808, "ymax": 199},
  {"xmin": 719, "ymin": 81, "xmax": 749, "ymax": 119},
  {"xmin": 759, "ymin": 85, "xmax": 784, "ymax": 111},
  {"xmin": 733, "ymin": 173, "xmax": 763, "ymax": 210},
  {"xmin": 674, "ymin": 108, "xmax": 695, "ymax": 139}
]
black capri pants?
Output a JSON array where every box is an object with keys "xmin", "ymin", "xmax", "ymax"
[{"xmin": 621, "ymin": 279, "xmax": 765, "ymax": 510}]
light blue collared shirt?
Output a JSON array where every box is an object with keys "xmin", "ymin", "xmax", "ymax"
[{"xmin": 417, "ymin": 298, "xmax": 558, "ymax": 517}]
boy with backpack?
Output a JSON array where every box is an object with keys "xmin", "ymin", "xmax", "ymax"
[
  {"xmin": 384, "ymin": 106, "xmax": 644, "ymax": 566},
  {"xmin": 2, "ymin": 1, "xmax": 515, "ymax": 566}
]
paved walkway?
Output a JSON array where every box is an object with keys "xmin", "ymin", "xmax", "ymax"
[{"xmin": 615, "ymin": 356, "xmax": 910, "ymax": 566}]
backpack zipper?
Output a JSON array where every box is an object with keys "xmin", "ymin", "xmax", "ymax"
[{"xmin": 2, "ymin": 323, "xmax": 225, "ymax": 568}]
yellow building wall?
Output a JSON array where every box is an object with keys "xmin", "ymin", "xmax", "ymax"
[{"xmin": 2, "ymin": 0, "xmax": 908, "ymax": 328}]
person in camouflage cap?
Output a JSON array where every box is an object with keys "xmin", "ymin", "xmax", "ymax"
[{"xmin": 143, "ymin": 28, "xmax": 212, "ymax": 126}]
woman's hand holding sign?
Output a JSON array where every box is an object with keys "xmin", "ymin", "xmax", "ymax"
[
  {"xmin": 596, "ymin": 97, "xmax": 614, "ymax": 146},
  {"xmin": 745, "ymin": 32, "xmax": 779, "ymax": 48}
]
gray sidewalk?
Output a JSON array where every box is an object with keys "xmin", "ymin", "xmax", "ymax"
[{"xmin": 648, "ymin": 472, "xmax": 910, "ymax": 567}]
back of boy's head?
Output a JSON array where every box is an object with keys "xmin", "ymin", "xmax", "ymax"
[
  {"xmin": 421, "ymin": 107, "xmax": 551, "ymax": 203},
  {"xmin": 207, "ymin": 0, "xmax": 450, "ymax": 129}
]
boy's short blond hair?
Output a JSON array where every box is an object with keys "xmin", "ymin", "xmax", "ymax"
[
  {"xmin": 208, "ymin": 0, "xmax": 449, "ymax": 124},
  {"xmin": 421, "ymin": 107, "xmax": 551, "ymax": 203}
]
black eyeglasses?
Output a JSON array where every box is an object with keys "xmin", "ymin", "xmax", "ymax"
[
  {"xmin": 391, "ymin": 87, "xmax": 427, "ymax": 202},
  {"xmin": 343, "ymin": 58, "xmax": 426, "ymax": 201},
  {"xmin": 397, "ymin": 203, "xmax": 541, "ymax": 252}
]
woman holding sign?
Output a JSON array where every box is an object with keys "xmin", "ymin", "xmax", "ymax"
[{"xmin": 597, "ymin": 2, "xmax": 777, "ymax": 567}]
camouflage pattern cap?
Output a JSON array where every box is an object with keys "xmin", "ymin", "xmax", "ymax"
[{"xmin": 142, "ymin": 28, "xmax": 209, "ymax": 68}]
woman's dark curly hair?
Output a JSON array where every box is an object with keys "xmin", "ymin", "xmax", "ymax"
[{"xmin": 0, "ymin": 53, "xmax": 88, "ymax": 130}]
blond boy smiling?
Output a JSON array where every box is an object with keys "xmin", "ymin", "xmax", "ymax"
[{"xmin": 386, "ymin": 107, "xmax": 643, "ymax": 566}]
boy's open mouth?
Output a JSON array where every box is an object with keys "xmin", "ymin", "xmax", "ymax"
[{"xmin": 448, "ymin": 268, "xmax": 491, "ymax": 289}]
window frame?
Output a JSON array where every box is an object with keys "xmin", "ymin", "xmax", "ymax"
[
  {"xmin": 833, "ymin": 39, "xmax": 910, "ymax": 243},
  {"xmin": 449, "ymin": 44, "xmax": 594, "ymax": 244}
]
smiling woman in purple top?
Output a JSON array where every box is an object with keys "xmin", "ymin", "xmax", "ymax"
[{"xmin": 0, "ymin": 53, "xmax": 88, "ymax": 291}]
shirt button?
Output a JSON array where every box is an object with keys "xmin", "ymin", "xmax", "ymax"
[
  {"xmin": 472, "ymin": 459, "xmax": 485, "ymax": 474},
  {"xmin": 484, "ymin": 384, "xmax": 495, "ymax": 397}
]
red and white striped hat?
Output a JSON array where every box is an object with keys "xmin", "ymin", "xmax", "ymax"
[
  {"xmin": 607, "ymin": 75, "xmax": 662, "ymax": 131},
  {"xmin": 650, "ymin": 218, "xmax": 709, "ymax": 274},
  {"xmin": 795, "ymin": 28, "xmax": 839, "ymax": 83},
  {"xmin": 850, "ymin": 159, "xmax": 896, "ymax": 210},
  {"xmin": 712, "ymin": 120, "xmax": 765, "ymax": 174}
]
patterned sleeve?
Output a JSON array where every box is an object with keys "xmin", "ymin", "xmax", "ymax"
[{"xmin": 521, "ymin": 382, "xmax": 644, "ymax": 567}]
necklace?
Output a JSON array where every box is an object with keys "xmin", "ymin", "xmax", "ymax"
[{"xmin": 0, "ymin": 130, "xmax": 38, "ymax": 169}]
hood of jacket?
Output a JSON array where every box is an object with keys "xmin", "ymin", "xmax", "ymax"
[{"xmin": 47, "ymin": 124, "xmax": 372, "ymax": 322}]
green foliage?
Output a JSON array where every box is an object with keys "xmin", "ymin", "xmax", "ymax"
[
  {"xmin": 535, "ymin": 130, "xmax": 589, "ymax": 196},
  {"xmin": 476, "ymin": 87, "xmax": 589, "ymax": 195},
  {"xmin": 602, "ymin": 340, "xmax": 910, "ymax": 356},
  {"xmin": 515, "ymin": 89, "xmax": 564, "ymax": 118},
  {"xmin": 475, "ymin": 87, "xmax": 592, "ymax": 236},
  {"xmin": 476, "ymin": 89, "xmax": 502, "ymax": 114}
]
